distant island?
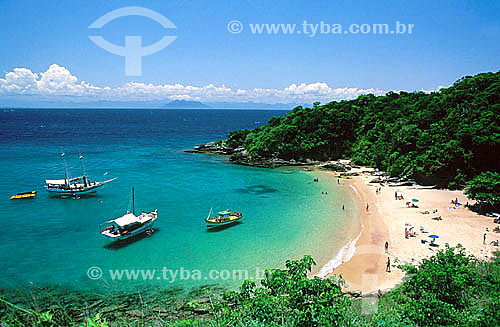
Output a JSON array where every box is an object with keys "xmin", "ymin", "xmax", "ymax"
[{"xmin": 163, "ymin": 100, "xmax": 211, "ymax": 109}]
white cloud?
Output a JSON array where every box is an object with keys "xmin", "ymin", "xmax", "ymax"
[{"xmin": 0, "ymin": 64, "xmax": 387, "ymax": 103}]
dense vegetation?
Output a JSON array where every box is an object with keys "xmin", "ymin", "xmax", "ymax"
[
  {"xmin": 226, "ymin": 71, "xmax": 500, "ymax": 202},
  {"xmin": 2, "ymin": 246, "xmax": 500, "ymax": 326}
]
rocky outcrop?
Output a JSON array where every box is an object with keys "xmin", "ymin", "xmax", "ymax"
[
  {"xmin": 186, "ymin": 142, "xmax": 319, "ymax": 168},
  {"xmin": 318, "ymin": 160, "xmax": 352, "ymax": 172},
  {"xmin": 184, "ymin": 141, "xmax": 235, "ymax": 155}
]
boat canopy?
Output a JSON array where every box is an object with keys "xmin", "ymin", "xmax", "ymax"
[
  {"xmin": 110, "ymin": 213, "xmax": 140, "ymax": 227},
  {"xmin": 45, "ymin": 176, "xmax": 82, "ymax": 185},
  {"xmin": 218, "ymin": 211, "xmax": 230, "ymax": 215},
  {"xmin": 45, "ymin": 179, "xmax": 67, "ymax": 185}
]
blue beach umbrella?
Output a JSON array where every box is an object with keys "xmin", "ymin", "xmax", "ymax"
[
  {"xmin": 428, "ymin": 235, "xmax": 439, "ymax": 243},
  {"xmin": 412, "ymin": 198, "xmax": 419, "ymax": 202}
]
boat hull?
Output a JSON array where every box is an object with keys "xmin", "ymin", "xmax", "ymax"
[
  {"xmin": 45, "ymin": 178, "xmax": 117, "ymax": 195},
  {"xmin": 10, "ymin": 191, "xmax": 37, "ymax": 200},
  {"xmin": 101, "ymin": 220, "xmax": 156, "ymax": 241},
  {"xmin": 206, "ymin": 216, "xmax": 243, "ymax": 228}
]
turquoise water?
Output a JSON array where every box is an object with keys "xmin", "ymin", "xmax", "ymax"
[{"xmin": 0, "ymin": 109, "xmax": 360, "ymax": 291}]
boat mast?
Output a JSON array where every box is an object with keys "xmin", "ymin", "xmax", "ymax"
[
  {"xmin": 79, "ymin": 153, "xmax": 87, "ymax": 186},
  {"xmin": 61, "ymin": 152, "xmax": 69, "ymax": 186},
  {"xmin": 79, "ymin": 153, "xmax": 86, "ymax": 175},
  {"xmin": 132, "ymin": 187, "xmax": 135, "ymax": 215}
]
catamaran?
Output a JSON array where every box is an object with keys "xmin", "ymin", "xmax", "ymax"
[
  {"xmin": 205, "ymin": 209, "xmax": 242, "ymax": 228},
  {"xmin": 100, "ymin": 187, "xmax": 158, "ymax": 241},
  {"xmin": 45, "ymin": 152, "xmax": 116, "ymax": 195}
]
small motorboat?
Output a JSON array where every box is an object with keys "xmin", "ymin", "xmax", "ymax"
[
  {"xmin": 205, "ymin": 209, "xmax": 242, "ymax": 228},
  {"xmin": 10, "ymin": 191, "xmax": 37, "ymax": 200},
  {"xmin": 100, "ymin": 187, "xmax": 157, "ymax": 241}
]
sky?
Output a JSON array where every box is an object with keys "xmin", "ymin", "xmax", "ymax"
[{"xmin": 0, "ymin": 0, "xmax": 499, "ymax": 106}]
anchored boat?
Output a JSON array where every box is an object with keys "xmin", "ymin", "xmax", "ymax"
[
  {"xmin": 205, "ymin": 209, "xmax": 242, "ymax": 228},
  {"xmin": 45, "ymin": 176, "xmax": 117, "ymax": 195},
  {"xmin": 100, "ymin": 187, "xmax": 158, "ymax": 241},
  {"xmin": 10, "ymin": 191, "xmax": 37, "ymax": 200},
  {"xmin": 45, "ymin": 152, "xmax": 116, "ymax": 195}
]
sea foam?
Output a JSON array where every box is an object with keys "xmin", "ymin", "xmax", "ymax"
[{"xmin": 316, "ymin": 229, "xmax": 362, "ymax": 278}]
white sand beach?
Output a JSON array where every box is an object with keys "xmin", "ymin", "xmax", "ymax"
[{"xmin": 323, "ymin": 169, "xmax": 499, "ymax": 294}]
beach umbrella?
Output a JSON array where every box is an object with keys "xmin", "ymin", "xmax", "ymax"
[
  {"xmin": 412, "ymin": 198, "xmax": 419, "ymax": 202},
  {"xmin": 428, "ymin": 235, "xmax": 439, "ymax": 239}
]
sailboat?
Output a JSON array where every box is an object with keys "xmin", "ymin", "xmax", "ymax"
[
  {"xmin": 100, "ymin": 187, "xmax": 158, "ymax": 241},
  {"xmin": 45, "ymin": 152, "xmax": 116, "ymax": 195}
]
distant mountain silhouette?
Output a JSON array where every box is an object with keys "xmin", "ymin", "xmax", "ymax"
[{"xmin": 163, "ymin": 100, "xmax": 211, "ymax": 109}]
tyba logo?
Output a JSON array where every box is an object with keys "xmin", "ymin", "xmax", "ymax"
[{"xmin": 89, "ymin": 6, "xmax": 177, "ymax": 76}]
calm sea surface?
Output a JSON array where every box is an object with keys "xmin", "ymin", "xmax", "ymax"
[{"xmin": 0, "ymin": 109, "xmax": 360, "ymax": 291}]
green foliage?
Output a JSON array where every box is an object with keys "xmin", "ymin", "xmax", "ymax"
[
  {"xmin": 383, "ymin": 245, "xmax": 500, "ymax": 326},
  {"xmin": 2, "ymin": 249, "xmax": 500, "ymax": 326},
  {"xmin": 225, "ymin": 129, "xmax": 251, "ymax": 148},
  {"xmin": 215, "ymin": 255, "xmax": 358, "ymax": 327},
  {"xmin": 227, "ymin": 71, "xmax": 500, "ymax": 187},
  {"xmin": 83, "ymin": 313, "xmax": 109, "ymax": 327},
  {"xmin": 465, "ymin": 171, "xmax": 500, "ymax": 206}
]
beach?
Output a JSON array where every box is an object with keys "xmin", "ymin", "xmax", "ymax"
[{"xmin": 322, "ymin": 168, "xmax": 499, "ymax": 294}]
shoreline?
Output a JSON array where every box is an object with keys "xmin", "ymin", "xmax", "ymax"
[{"xmin": 319, "ymin": 168, "xmax": 499, "ymax": 294}]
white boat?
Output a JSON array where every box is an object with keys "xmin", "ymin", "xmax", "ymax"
[
  {"xmin": 205, "ymin": 208, "xmax": 242, "ymax": 228},
  {"xmin": 100, "ymin": 187, "xmax": 158, "ymax": 241},
  {"xmin": 45, "ymin": 176, "xmax": 117, "ymax": 195},
  {"xmin": 45, "ymin": 152, "xmax": 116, "ymax": 195}
]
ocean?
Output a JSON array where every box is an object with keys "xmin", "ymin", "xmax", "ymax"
[{"xmin": 0, "ymin": 109, "xmax": 360, "ymax": 292}]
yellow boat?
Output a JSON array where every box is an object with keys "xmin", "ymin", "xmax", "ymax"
[
  {"xmin": 10, "ymin": 191, "xmax": 37, "ymax": 200},
  {"xmin": 205, "ymin": 209, "xmax": 243, "ymax": 228}
]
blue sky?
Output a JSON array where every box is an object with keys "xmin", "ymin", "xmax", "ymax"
[{"xmin": 0, "ymin": 0, "xmax": 499, "ymax": 105}]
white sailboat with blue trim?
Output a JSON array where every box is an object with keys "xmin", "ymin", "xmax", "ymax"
[{"xmin": 45, "ymin": 152, "xmax": 116, "ymax": 195}]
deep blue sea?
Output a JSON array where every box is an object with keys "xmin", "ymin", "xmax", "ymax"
[{"xmin": 0, "ymin": 109, "xmax": 360, "ymax": 292}]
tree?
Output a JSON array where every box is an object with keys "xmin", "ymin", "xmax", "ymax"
[{"xmin": 465, "ymin": 171, "xmax": 500, "ymax": 207}]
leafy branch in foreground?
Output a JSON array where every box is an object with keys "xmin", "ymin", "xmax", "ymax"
[
  {"xmin": 214, "ymin": 255, "xmax": 363, "ymax": 327},
  {"xmin": 2, "ymin": 248, "xmax": 500, "ymax": 326}
]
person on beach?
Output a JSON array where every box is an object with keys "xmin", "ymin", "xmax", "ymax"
[
  {"xmin": 484, "ymin": 233, "xmax": 487, "ymax": 245},
  {"xmin": 342, "ymin": 205, "xmax": 345, "ymax": 210},
  {"xmin": 395, "ymin": 191, "xmax": 397, "ymax": 200},
  {"xmin": 337, "ymin": 179, "xmax": 340, "ymax": 184},
  {"xmin": 386, "ymin": 257, "xmax": 391, "ymax": 272},
  {"xmin": 385, "ymin": 241, "xmax": 389, "ymax": 253},
  {"xmin": 366, "ymin": 203, "xmax": 369, "ymax": 211}
]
